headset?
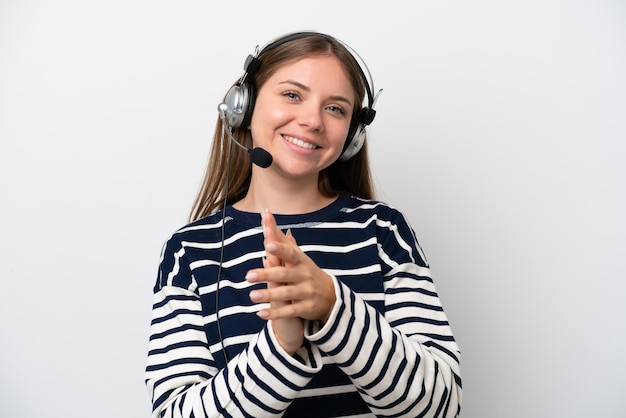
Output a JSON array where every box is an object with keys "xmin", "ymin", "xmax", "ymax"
[{"xmin": 219, "ymin": 31, "xmax": 382, "ymax": 162}]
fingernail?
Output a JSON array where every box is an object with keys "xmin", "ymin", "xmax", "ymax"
[
  {"xmin": 266, "ymin": 243, "xmax": 277, "ymax": 252},
  {"xmin": 257, "ymin": 310, "xmax": 269, "ymax": 319},
  {"xmin": 246, "ymin": 272, "xmax": 259, "ymax": 281},
  {"xmin": 249, "ymin": 290, "xmax": 262, "ymax": 301}
]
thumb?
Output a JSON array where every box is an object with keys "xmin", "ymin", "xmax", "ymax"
[{"xmin": 286, "ymin": 228, "xmax": 297, "ymax": 244}]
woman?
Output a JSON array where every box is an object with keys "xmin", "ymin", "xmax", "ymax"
[{"xmin": 145, "ymin": 31, "xmax": 462, "ymax": 417}]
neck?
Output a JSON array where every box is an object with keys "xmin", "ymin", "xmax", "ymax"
[{"xmin": 234, "ymin": 170, "xmax": 336, "ymax": 215}]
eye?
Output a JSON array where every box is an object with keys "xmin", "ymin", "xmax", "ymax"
[
  {"xmin": 326, "ymin": 105, "xmax": 347, "ymax": 116},
  {"xmin": 282, "ymin": 91, "xmax": 301, "ymax": 101}
]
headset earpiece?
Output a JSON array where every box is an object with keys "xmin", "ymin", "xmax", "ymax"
[
  {"xmin": 222, "ymin": 82, "xmax": 256, "ymax": 129},
  {"xmin": 221, "ymin": 53, "xmax": 261, "ymax": 129},
  {"xmin": 341, "ymin": 106, "xmax": 377, "ymax": 161}
]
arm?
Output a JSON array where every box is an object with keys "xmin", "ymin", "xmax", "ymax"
[
  {"xmin": 306, "ymin": 211, "xmax": 462, "ymax": 417},
  {"xmin": 145, "ymin": 236, "xmax": 323, "ymax": 418},
  {"xmin": 248, "ymin": 210, "xmax": 462, "ymax": 417}
]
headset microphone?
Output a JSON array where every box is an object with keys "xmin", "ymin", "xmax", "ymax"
[{"xmin": 217, "ymin": 103, "xmax": 273, "ymax": 168}]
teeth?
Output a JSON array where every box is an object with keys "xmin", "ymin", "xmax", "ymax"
[{"xmin": 283, "ymin": 135, "xmax": 317, "ymax": 150}]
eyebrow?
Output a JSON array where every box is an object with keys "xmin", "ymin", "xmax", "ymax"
[{"xmin": 279, "ymin": 80, "xmax": 354, "ymax": 107}]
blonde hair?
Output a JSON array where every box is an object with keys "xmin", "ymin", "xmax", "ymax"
[{"xmin": 189, "ymin": 34, "xmax": 375, "ymax": 221}]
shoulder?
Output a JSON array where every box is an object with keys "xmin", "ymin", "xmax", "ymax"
[
  {"xmin": 340, "ymin": 195, "xmax": 407, "ymax": 222},
  {"xmin": 157, "ymin": 212, "xmax": 226, "ymax": 266},
  {"xmin": 343, "ymin": 195, "xmax": 429, "ymax": 266},
  {"xmin": 165, "ymin": 211, "xmax": 224, "ymax": 244},
  {"xmin": 155, "ymin": 212, "xmax": 226, "ymax": 290}
]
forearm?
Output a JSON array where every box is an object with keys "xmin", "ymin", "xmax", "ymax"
[
  {"xmin": 305, "ymin": 277, "xmax": 462, "ymax": 417},
  {"xmin": 146, "ymin": 287, "xmax": 323, "ymax": 418}
]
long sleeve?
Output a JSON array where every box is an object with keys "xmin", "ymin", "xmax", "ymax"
[
  {"xmin": 305, "ymin": 210, "xmax": 462, "ymax": 417},
  {"xmin": 145, "ymin": 237, "xmax": 325, "ymax": 418}
]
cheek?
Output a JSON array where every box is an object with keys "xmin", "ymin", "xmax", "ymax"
[
  {"xmin": 248, "ymin": 111, "xmax": 270, "ymax": 143},
  {"xmin": 328, "ymin": 121, "xmax": 351, "ymax": 149},
  {"xmin": 250, "ymin": 100, "xmax": 288, "ymax": 137}
]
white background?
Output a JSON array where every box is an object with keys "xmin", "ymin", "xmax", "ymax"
[{"xmin": 1, "ymin": 1, "xmax": 624, "ymax": 417}]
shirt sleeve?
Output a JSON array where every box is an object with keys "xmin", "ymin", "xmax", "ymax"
[
  {"xmin": 304, "ymin": 209, "xmax": 463, "ymax": 417},
  {"xmin": 145, "ymin": 236, "xmax": 324, "ymax": 418}
]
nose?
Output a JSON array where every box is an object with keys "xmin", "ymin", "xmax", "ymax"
[{"xmin": 297, "ymin": 102, "xmax": 324, "ymax": 132}]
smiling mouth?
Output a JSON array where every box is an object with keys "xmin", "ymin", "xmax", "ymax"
[{"xmin": 282, "ymin": 135, "xmax": 319, "ymax": 150}]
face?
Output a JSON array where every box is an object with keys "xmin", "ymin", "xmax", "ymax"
[{"xmin": 249, "ymin": 55, "xmax": 355, "ymax": 181}]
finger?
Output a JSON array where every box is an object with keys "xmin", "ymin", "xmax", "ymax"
[
  {"xmin": 265, "ymin": 240, "xmax": 302, "ymax": 267},
  {"xmin": 263, "ymin": 210, "xmax": 293, "ymax": 244},
  {"xmin": 261, "ymin": 258, "xmax": 287, "ymax": 298},
  {"xmin": 248, "ymin": 280, "xmax": 288, "ymax": 312},
  {"xmin": 257, "ymin": 304, "xmax": 300, "ymax": 320},
  {"xmin": 262, "ymin": 215, "xmax": 279, "ymax": 269},
  {"xmin": 246, "ymin": 266, "xmax": 296, "ymax": 285},
  {"xmin": 256, "ymin": 289, "xmax": 333, "ymax": 322},
  {"xmin": 261, "ymin": 210, "xmax": 286, "ymax": 267}
]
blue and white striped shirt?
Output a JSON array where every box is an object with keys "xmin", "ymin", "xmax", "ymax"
[{"xmin": 146, "ymin": 194, "xmax": 462, "ymax": 417}]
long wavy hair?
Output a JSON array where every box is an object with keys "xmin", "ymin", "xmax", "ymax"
[{"xmin": 189, "ymin": 33, "xmax": 375, "ymax": 221}]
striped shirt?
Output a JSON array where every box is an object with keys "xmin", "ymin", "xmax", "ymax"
[{"xmin": 145, "ymin": 194, "xmax": 462, "ymax": 417}]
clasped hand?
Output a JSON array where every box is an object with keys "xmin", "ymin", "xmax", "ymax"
[{"xmin": 246, "ymin": 210, "xmax": 336, "ymax": 354}]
